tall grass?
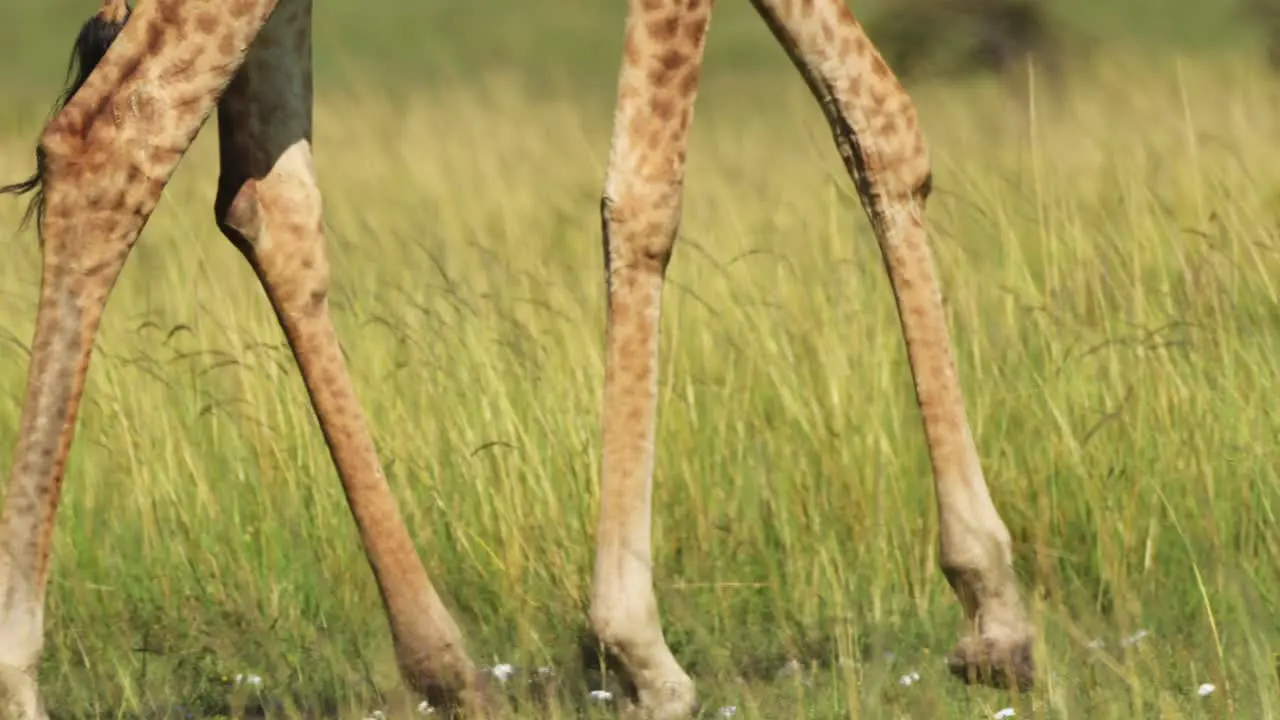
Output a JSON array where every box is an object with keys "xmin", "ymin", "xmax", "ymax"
[{"xmin": 0, "ymin": 49, "xmax": 1278, "ymax": 718}]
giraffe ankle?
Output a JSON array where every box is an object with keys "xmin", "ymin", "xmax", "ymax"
[{"xmin": 0, "ymin": 663, "xmax": 47, "ymax": 720}]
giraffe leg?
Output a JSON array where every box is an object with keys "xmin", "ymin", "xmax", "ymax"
[
  {"xmin": 587, "ymin": 1, "xmax": 713, "ymax": 717},
  {"xmin": 747, "ymin": 0, "xmax": 1035, "ymax": 691},
  {"xmin": 0, "ymin": 2, "xmax": 282, "ymax": 717},
  {"xmin": 212, "ymin": 1, "xmax": 490, "ymax": 714}
]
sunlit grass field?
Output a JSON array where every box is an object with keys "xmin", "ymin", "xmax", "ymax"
[{"xmin": 2, "ymin": 2, "xmax": 1280, "ymax": 717}]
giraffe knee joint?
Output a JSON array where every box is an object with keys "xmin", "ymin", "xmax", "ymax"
[
  {"xmin": 938, "ymin": 519, "xmax": 1014, "ymax": 588},
  {"xmin": 215, "ymin": 174, "xmax": 331, "ymax": 315},
  {"xmin": 216, "ymin": 143, "xmax": 325, "ymax": 256},
  {"xmin": 29, "ymin": 121, "xmax": 93, "ymax": 200},
  {"xmin": 215, "ymin": 177, "xmax": 264, "ymax": 250},
  {"xmin": 885, "ymin": 141, "xmax": 932, "ymax": 207}
]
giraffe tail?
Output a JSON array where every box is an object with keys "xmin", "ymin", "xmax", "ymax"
[{"xmin": 0, "ymin": 0, "xmax": 133, "ymax": 230}]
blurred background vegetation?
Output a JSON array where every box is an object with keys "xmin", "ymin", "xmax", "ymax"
[
  {"xmin": 2, "ymin": 0, "xmax": 1280, "ymax": 718},
  {"xmin": 0, "ymin": 0, "xmax": 1278, "ymax": 107}
]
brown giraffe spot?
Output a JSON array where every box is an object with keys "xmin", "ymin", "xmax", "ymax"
[
  {"xmin": 871, "ymin": 56, "xmax": 892, "ymax": 80},
  {"xmin": 156, "ymin": 1, "xmax": 183, "ymax": 29},
  {"xmin": 677, "ymin": 66, "xmax": 700, "ymax": 97},
  {"xmin": 649, "ymin": 48, "xmax": 688, "ymax": 86},
  {"xmin": 143, "ymin": 21, "xmax": 167, "ymax": 56},
  {"xmin": 869, "ymin": 82, "xmax": 888, "ymax": 107},
  {"xmin": 231, "ymin": 0, "xmax": 258, "ymax": 19},
  {"xmin": 648, "ymin": 14, "xmax": 680, "ymax": 42},
  {"xmin": 219, "ymin": 31, "xmax": 237, "ymax": 56},
  {"xmin": 195, "ymin": 11, "xmax": 219, "ymax": 34},
  {"xmin": 649, "ymin": 96, "xmax": 676, "ymax": 121},
  {"xmin": 683, "ymin": 14, "xmax": 709, "ymax": 46},
  {"xmin": 851, "ymin": 31, "xmax": 869, "ymax": 54},
  {"xmin": 657, "ymin": 47, "xmax": 688, "ymax": 71}
]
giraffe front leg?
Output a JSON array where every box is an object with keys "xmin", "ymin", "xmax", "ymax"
[
  {"xmin": 747, "ymin": 0, "xmax": 1034, "ymax": 691},
  {"xmin": 0, "ymin": 2, "xmax": 281, "ymax": 717},
  {"xmin": 587, "ymin": 1, "xmax": 713, "ymax": 718}
]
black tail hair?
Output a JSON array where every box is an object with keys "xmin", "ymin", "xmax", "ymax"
[{"xmin": 1, "ymin": 3, "xmax": 132, "ymax": 232}]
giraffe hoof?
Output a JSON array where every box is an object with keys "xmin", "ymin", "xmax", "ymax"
[
  {"xmin": 618, "ymin": 674, "xmax": 697, "ymax": 720},
  {"xmin": 454, "ymin": 670, "xmax": 508, "ymax": 719},
  {"xmin": 946, "ymin": 634, "xmax": 1035, "ymax": 692},
  {"xmin": 405, "ymin": 668, "xmax": 502, "ymax": 719}
]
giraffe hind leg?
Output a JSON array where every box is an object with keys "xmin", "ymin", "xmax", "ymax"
[{"xmin": 212, "ymin": 1, "xmax": 493, "ymax": 714}]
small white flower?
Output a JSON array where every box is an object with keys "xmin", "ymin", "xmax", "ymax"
[
  {"xmin": 1086, "ymin": 638, "xmax": 1105, "ymax": 650},
  {"xmin": 589, "ymin": 689, "xmax": 614, "ymax": 702},
  {"xmin": 417, "ymin": 700, "xmax": 436, "ymax": 715},
  {"xmin": 719, "ymin": 706, "xmax": 738, "ymax": 718},
  {"xmin": 898, "ymin": 671, "xmax": 921, "ymax": 687},
  {"xmin": 1120, "ymin": 629, "xmax": 1150, "ymax": 647},
  {"xmin": 490, "ymin": 663, "xmax": 516, "ymax": 682},
  {"xmin": 993, "ymin": 708, "xmax": 1016, "ymax": 719},
  {"xmin": 364, "ymin": 712, "xmax": 386, "ymax": 720},
  {"xmin": 232, "ymin": 673, "xmax": 263, "ymax": 688},
  {"xmin": 1197, "ymin": 683, "xmax": 1216, "ymax": 697}
]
